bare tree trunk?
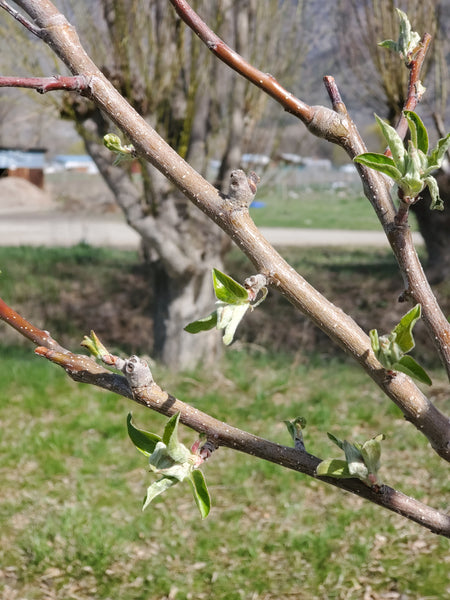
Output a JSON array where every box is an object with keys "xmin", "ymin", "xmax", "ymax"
[
  {"xmin": 73, "ymin": 112, "xmax": 226, "ymax": 369},
  {"xmin": 151, "ymin": 254, "xmax": 223, "ymax": 369}
]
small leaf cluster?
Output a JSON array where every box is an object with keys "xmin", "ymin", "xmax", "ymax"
[
  {"xmin": 185, "ymin": 268, "xmax": 267, "ymax": 346},
  {"xmin": 127, "ymin": 413, "xmax": 211, "ymax": 518},
  {"xmin": 284, "ymin": 416, "xmax": 307, "ymax": 450},
  {"xmin": 378, "ymin": 8, "xmax": 421, "ymax": 66},
  {"xmin": 370, "ymin": 304, "xmax": 431, "ymax": 386},
  {"xmin": 354, "ymin": 111, "xmax": 450, "ymax": 210},
  {"xmin": 103, "ymin": 133, "xmax": 136, "ymax": 165},
  {"xmin": 81, "ymin": 330, "xmax": 109, "ymax": 359},
  {"xmin": 317, "ymin": 433, "xmax": 385, "ymax": 486}
]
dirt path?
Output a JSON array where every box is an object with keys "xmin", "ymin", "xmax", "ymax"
[{"xmin": 0, "ymin": 211, "xmax": 424, "ymax": 249}]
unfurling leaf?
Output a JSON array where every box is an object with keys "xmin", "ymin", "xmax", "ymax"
[
  {"xmin": 127, "ymin": 413, "xmax": 161, "ymax": 456},
  {"xmin": 354, "ymin": 111, "xmax": 449, "ymax": 210},
  {"xmin": 185, "ymin": 268, "xmax": 267, "ymax": 345},
  {"xmin": 378, "ymin": 9, "xmax": 420, "ymax": 65},
  {"xmin": 425, "ymin": 176, "xmax": 444, "ymax": 211},
  {"xmin": 327, "ymin": 432, "xmax": 345, "ymax": 452},
  {"xmin": 81, "ymin": 330, "xmax": 110, "ymax": 359},
  {"xmin": 163, "ymin": 412, "xmax": 192, "ymax": 463},
  {"xmin": 316, "ymin": 459, "xmax": 351, "ymax": 479},
  {"xmin": 374, "ymin": 114, "xmax": 405, "ymax": 168},
  {"xmin": 103, "ymin": 133, "xmax": 135, "ymax": 165},
  {"xmin": 393, "ymin": 304, "xmax": 421, "ymax": 353},
  {"xmin": 184, "ymin": 312, "xmax": 218, "ymax": 334},
  {"xmin": 130, "ymin": 413, "xmax": 211, "ymax": 517},
  {"xmin": 427, "ymin": 133, "xmax": 450, "ymax": 172},
  {"xmin": 394, "ymin": 355, "xmax": 432, "ymax": 386},
  {"xmin": 212, "ymin": 268, "xmax": 249, "ymax": 304},
  {"xmin": 370, "ymin": 304, "xmax": 431, "ymax": 385},
  {"xmin": 353, "ymin": 153, "xmax": 401, "ymax": 180},
  {"xmin": 190, "ymin": 469, "xmax": 211, "ymax": 519},
  {"xmin": 143, "ymin": 477, "xmax": 177, "ymax": 511},
  {"xmin": 360, "ymin": 434, "xmax": 385, "ymax": 477},
  {"xmin": 404, "ymin": 111, "xmax": 428, "ymax": 154},
  {"xmin": 284, "ymin": 417, "xmax": 307, "ymax": 449},
  {"xmin": 217, "ymin": 302, "xmax": 250, "ymax": 345},
  {"xmin": 318, "ymin": 433, "xmax": 385, "ymax": 486}
]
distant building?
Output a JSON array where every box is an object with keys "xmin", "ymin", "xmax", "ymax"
[
  {"xmin": 0, "ymin": 147, "xmax": 46, "ymax": 188},
  {"xmin": 49, "ymin": 154, "xmax": 98, "ymax": 174}
]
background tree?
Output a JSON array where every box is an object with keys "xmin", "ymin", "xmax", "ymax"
[
  {"xmin": 24, "ymin": 0, "xmax": 305, "ymax": 370},
  {"xmin": 337, "ymin": 0, "xmax": 450, "ymax": 282}
]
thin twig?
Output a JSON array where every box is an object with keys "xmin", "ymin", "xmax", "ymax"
[
  {"xmin": 0, "ymin": 297, "xmax": 66, "ymax": 353},
  {"xmin": 393, "ymin": 34, "xmax": 432, "ymax": 146},
  {"xmin": 169, "ymin": 0, "xmax": 313, "ymax": 124},
  {"xmin": 0, "ymin": 74, "xmax": 90, "ymax": 94},
  {"xmin": 0, "ymin": 0, "xmax": 43, "ymax": 37}
]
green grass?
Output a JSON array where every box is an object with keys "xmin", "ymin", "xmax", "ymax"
[
  {"xmin": 0, "ymin": 245, "xmax": 449, "ymax": 599},
  {"xmin": 250, "ymin": 177, "xmax": 419, "ymax": 231},
  {"xmin": 1, "ymin": 346, "xmax": 449, "ymax": 599}
]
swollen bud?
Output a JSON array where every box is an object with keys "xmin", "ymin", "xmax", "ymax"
[{"xmin": 228, "ymin": 169, "xmax": 260, "ymax": 208}]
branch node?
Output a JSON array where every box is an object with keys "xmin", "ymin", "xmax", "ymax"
[
  {"xmin": 118, "ymin": 355, "xmax": 154, "ymax": 389},
  {"xmin": 199, "ymin": 438, "xmax": 219, "ymax": 461},
  {"xmin": 228, "ymin": 169, "xmax": 259, "ymax": 209}
]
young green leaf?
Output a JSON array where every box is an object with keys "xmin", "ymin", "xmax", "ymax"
[
  {"xmin": 284, "ymin": 417, "xmax": 307, "ymax": 443},
  {"xmin": 369, "ymin": 329, "xmax": 380, "ymax": 354},
  {"xmin": 342, "ymin": 440, "xmax": 363, "ymax": 466},
  {"xmin": 81, "ymin": 330, "xmax": 110, "ymax": 359},
  {"xmin": 189, "ymin": 469, "xmax": 211, "ymax": 519},
  {"xmin": 378, "ymin": 39, "xmax": 397, "ymax": 52},
  {"xmin": 215, "ymin": 303, "xmax": 249, "ymax": 345},
  {"xmin": 378, "ymin": 9, "xmax": 420, "ymax": 64},
  {"xmin": 394, "ymin": 355, "xmax": 432, "ymax": 386},
  {"xmin": 142, "ymin": 477, "xmax": 177, "ymax": 511},
  {"xmin": 404, "ymin": 110, "xmax": 428, "ymax": 154},
  {"xmin": 424, "ymin": 176, "xmax": 444, "ymax": 211},
  {"xmin": 353, "ymin": 153, "xmax": 402, "ymax": 180},
  {"xmin": 162, "ymin": 412, "xmax": 180, "ymax": 447},
  {"xmin": 212, "ymin": 268, "xmax": 249, "ymax": 304},
  {"xmin": 127, "ymin": 413, "xmax": 161, "ymax": 456},
  {"xmin": 327, "ymin": 432, "xmax": 345, "ymax": 451},
  {"xmin": 316, "ymin": 459, "xmax": 352, "ymax": 479},
  {"xmin": 427, "ymin": 132, "xmax": 450, "ymax": 172},
  {"xmin": 397, "ymin": 9, "xmax": 420, "ymax": 59},
  {"xmin": 184, "ymin": 312, "xmax": 218, "ymax": 334},
  {"xmin": 163, "ymin": 412, "xmax": 191, "ymax": 463},
  {"xmin": 360, "ymin": 434, "xmax": 385, "ymax": 477},
  {"xmin": 392, "ymin": 304, "xmax": 421, "ymax": 353},
  {"xmin": 374, "ymin": 114, "xmax": 405, "ymax": 168}
]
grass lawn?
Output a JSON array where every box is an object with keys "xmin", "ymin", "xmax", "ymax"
[
  {"xmin": 0, "ymin": 246, "xmax": 449, "ymax": 599},
  {"xmin": 250, "ymin": 173, "xmax": 419, "ymax": 231}
]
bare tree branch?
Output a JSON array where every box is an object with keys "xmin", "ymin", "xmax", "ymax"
[
  {"xmin": 0, "ymin": 0, "xmax": 43, "ymax": 37},
  {"xmin": 0, "ymin": 1, "xmax": 449, "ymax": 460},
  {"xmin": 0, "ymin": 74, "xmax": 90, "ymax": 93},
  {"xmin": 0, "ymin": 299, "xmax": 444, "ymax": 537},
  {"xmin": 391, "ymin": 33, "xmax": 432, "ymax": 151},
  {"xmin": 169, "ymin": 0, "xmax": 314, "ymax": 125},
  {"xmin": 168, "ymin": 0, "xmax": 450, "ymax": 382}
]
